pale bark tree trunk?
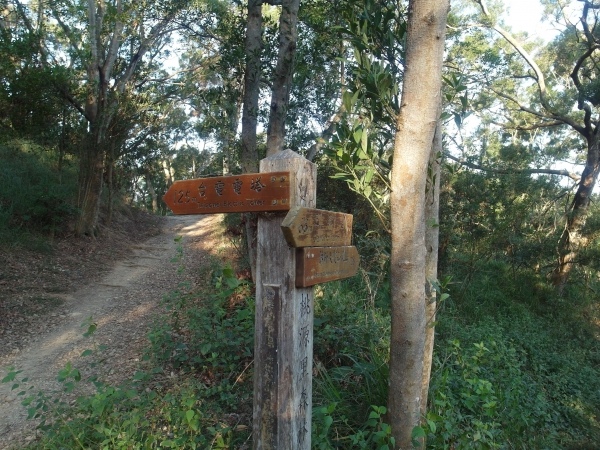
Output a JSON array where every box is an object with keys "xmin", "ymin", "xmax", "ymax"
[
  {"xmin": 77, "ymin": 123, "xmax": 105, "ymax": 236},
  {"xmin": 265, "ymin": 0, "xmax": 300, "ymax": 157},
  {"xmin": 146, "ymin": 171, "xmax": 158, "ymax": 213},
  {"xmin": 223, "ymin": 100, "xmax": 241, "ymax": 176},
  {"xmin": 421, "ymin": 122, "xmax": 442, "ymax": 418},
  {"xmin": 162, "ymin": 159, "xmax": 174, "ymax": 186},
  {"xmin": 388, "ymin": 0, "xmax": 449, "ymax": 448},
  {"xmin": 58, "ymin": 108, "xmax": 67, "ymax": 184},
  {"xmin": 307, "ymin": 42, "xmax": 346, "ymax": 163},
  {"xmin": 241, "ymin": 0, "xmax": 262, "ymax": 175},
  {"xmin": 240, "ymin": 0, "xmax": 263, "ymax": 282}
]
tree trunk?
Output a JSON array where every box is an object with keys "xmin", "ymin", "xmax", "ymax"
[
  {"xmin": 76, "ymin": 133, "xmax": 105, "ymax": 237},
  {"xmin": 57, "ymin": 108, "xmax": 67, "ymax": 185},
  {"xmin": 146, "ymin": 171, "xmax": 158, "ymax": 213},
  {"xmin": 106, "ymin": 148, "xmax": 115, "ymax": 226},
  {"xmin": 265, "ymin": 0, "xmax": 300, "ymax": 157},
  {"xmin": 551, "ymin": 136, "xmax": 600, "ymax": 291},
  {"xmin": 223, "ymin": 100, "xmax": 241, "ymax": 176},
  {"xmin": 421, "ymin": 122, "xmax": 442, "ymax": 418},
  {"xmin": 388, "ymin": 0, "xmax": 449, "ymax": 448},
  {"xmin": 241, "ymin": 0, "xmax": 263, "ymax": 281},
  {"xmin": 162, "ymin": 159, "xmax": 174, "ymax": 186}
]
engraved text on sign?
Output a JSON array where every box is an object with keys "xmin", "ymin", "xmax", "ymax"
[
  {"xmin": 296, "ymin": 291, "xmax": 312, "ymax": 445},
  {"xmin": 162, "ymin": 172, "xmax": 291, "ymax": 215},
  {"xmin": 295, "ymin": 246, "xmax": 360, "ymax": 287},
  {"xmin": 281, "ymin": 207, "xmax": 353, "ymax": 248}
]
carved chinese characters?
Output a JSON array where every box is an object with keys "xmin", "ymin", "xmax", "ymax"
[
  {"xmin": 295, "ymin": 246, "xmax": 360, "ymax": 287},
  {"xmin": 295, "ymin": 291, "xmax": 312, "ymax": 446},
  {"xmin": 162, "ymin": 172, "xmax": 290, "ymax": 215},
  {"xmin": 281, "ymin": 207, "xmax": 353, "ymax": 247}
]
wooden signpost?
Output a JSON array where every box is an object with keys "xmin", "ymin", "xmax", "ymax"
[{"xmin": 163, "ymin": 150, "xmax": 359, "ymax": 449}]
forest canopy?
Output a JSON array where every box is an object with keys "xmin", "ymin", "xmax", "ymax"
[{"xmin": 1, "ymin": 0, "xmax": 599, "ymax": 448}]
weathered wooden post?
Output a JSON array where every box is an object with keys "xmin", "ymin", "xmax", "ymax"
[
  {"xmin": 253, "ymin": 150, "xmax": 316, "ymax": 449},
  {"xmin": 162, "ymin": 150, "xmax": 359, "ymax": 448}
]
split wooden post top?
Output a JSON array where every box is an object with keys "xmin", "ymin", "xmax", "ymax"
[{"xmin": 253, "ymin": 150, "xmax": 316, "ymax": 450}]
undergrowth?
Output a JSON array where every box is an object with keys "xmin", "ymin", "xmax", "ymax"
[
  {"xmin": 3, "ymin": 234, "xmax": 600, "ymax": 449},
  {"xmin": 0, "ymin": 141, "xmax": 78, "ymax": 247}
]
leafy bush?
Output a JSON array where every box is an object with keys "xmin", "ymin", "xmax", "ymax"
[
  {"xmin": 147, "ymin": 263, "xmax": 254, "ymax": 384},
  {"xmin": 311, "ymin": 278, "xmax": 393, "ymax": 448},
  {"xmin": 0, "ymin": 141, "xmax": 78, "ymax": 243},
  {"xmin": 428, "ymin": 268, "xmax": 600, "ymax": 449},
  {"xmin": 4, "ymin": 366, "xmax": 247, "ymax": 449}
]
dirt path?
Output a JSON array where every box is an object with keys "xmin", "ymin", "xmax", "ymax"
[{"xmin": 0, "ymin": 214, "xmax": 223, "ymax": 449}]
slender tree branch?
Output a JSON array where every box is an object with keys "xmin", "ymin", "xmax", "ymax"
[
  {"xmin": 475, "ymin": 0, "xmax": 554, "ymax": 113},
  {"xmin": 58, "ymin": 86, "xmax": 91, "ymax": 121},
  {"xmin": 115, "ymin": 16, "xmax": 174, "ymax": 94},
  {"xmin": 445, "ymin": 152, "xmax": 581, "ymax": 181},
  {"xmin": 103, "ymin": 0, "xmax": 124, "ymax": 83},
  {"xmin": 571, "ymin": 44, "xmax": 599, "ymax": 88},
  {"xmin": 488, "ymin": 119, "xmax": 564, "ymax": 130},
  {"xmin": 579, "ymin": 1, "xmax": 599, "ymax": 44},
  {"xmin": 135, "ymin": 65, "xmax": 205, "ymax": 88},
  {"xmin": 489, "ymin": 87, "xmax": 587, "ymax": 134},
  {"xmin": 49, "ymin": 7, "xmax": 81, "ymax": 53}
]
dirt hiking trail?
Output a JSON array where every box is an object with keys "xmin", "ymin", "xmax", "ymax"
[{"xmin": 0, "ymin": 214, "xmax": 222, "ymax": 449}]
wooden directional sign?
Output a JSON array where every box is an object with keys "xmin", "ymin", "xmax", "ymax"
[
  {"xmin": 295, "ymin": 246, "xmax": 360, "ymax": 287},
  {"xmin": 281, "ymin": 207, "xmax": 353, "ymax": 248},
  {"xmin": 162, "ymin": 172, "xmax": 290, "ymax": 215}
]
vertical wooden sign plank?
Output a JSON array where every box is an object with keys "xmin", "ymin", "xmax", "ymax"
[{"xmin": 253, "ymin": 150, "xmax": 316, "ymax": 450}]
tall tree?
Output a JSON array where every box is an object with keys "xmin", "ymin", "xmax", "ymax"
[
  {"xmin": 74, "ymin": 0, "xmax": 188, "ymax": 236},
  {"xmin": 240, "ymin": 0, "xmax": 263, "ymax": 281},
  {"xmin": 240, "ymin": 0, "xmax": 263, "ymax": 174},
  {"xmin": 265, "ymin": 0, "xmax": 300, "ymax": 156},
  {"xmin": 388, "ymin": 1, "xmax": 449, "ymax": 448},
  {"xmin": 8, "ymin": 0, "xmax": 196, "ymax": 235},
  {"xmin": 472, "ymin": 0, "xmax": 600, "ymax": 290}
]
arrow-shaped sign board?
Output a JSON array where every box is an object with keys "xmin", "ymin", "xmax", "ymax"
[
  {"xmin": 281, "ymin": 207, "xmax": 353, "ymax": 248},
  {"xmin": 295, "ymin": 246, "xmax": 360, "ymax": 287},
  {"xmin": 163, "ymin": 172, "xmax": 291, "ymax": 215}
]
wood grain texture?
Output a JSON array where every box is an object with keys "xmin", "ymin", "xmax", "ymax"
[
  {"xmin": 281, "ymin": 207, "xmax": 353, "ymax": 248},
  {"xmin": 162, "ymin": 172, "xmax": 290, "ymax": 215},
  {"xmin": 253, "ymin": 150, "xmax": 316, "ymax": 450},
  {"xmin": 295, "ymin": 246, "xmax": 360, "ymax": 287}
]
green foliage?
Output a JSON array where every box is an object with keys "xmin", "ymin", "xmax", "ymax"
[
  {"xmin": 147, "ymin": 262, "xmax": 254, "ymax": 383},
  {"xmin": 4, "ymin": 366, "xmax": 245, "ymax": 449},
  {"xmin": 440, "ymin": 168, "xmax": 565, "ymax": 281},
  {"xmin": 311, "ymin": 278, "xmax": 393, "ymax": 448},
  {"xmin": 320, "ymin": 0, "xmax": 408, "ymax": 233},
  {"xmin": 313, "ymin": 404, "xmax": 395, "ymax": 449},
  {"xmin": 0, "ymin": 142, "xmax": 78, "ymax": 244},
  {"xmin": 427, "ymin": 255, "xmax": 600, "ymax": 449}
]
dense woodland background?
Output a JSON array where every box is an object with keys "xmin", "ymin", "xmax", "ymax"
[{"xmin": 1, "ymin": 0, "xmax": 600, "ymax": 448}]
